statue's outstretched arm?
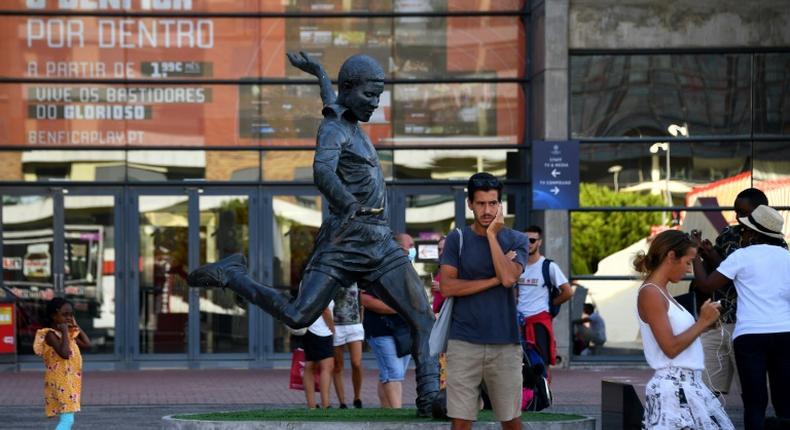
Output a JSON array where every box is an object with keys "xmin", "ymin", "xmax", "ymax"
[{"xmin": 287, "ymin": 51, "xmax": 336, "ymax": 106}]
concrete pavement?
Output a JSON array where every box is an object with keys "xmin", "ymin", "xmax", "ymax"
[{"xmin": 0, "ymin": 367, "xmax": 745, "ymax": 429}]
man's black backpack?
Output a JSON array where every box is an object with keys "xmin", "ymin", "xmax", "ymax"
[
  {"xmin": 543, "ymin": 259, "xmax": 561, "ymax": 318},
  {"xmin": 522, "ymin": 342, "xmax": 552, "ymax": 411}
]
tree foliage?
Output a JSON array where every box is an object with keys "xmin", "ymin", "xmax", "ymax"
[{"xmin": 571, "ymin": 184, "xmax": 665, "ymax": 275}]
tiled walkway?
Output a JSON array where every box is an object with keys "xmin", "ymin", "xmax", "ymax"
[{"xmin": 0, "ymin": 367, "xmax": 745, "ymax": 429}]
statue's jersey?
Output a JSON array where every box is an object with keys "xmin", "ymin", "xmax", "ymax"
[
  {"xmin": 314, "ymin": 104, "xmax": 387, "ymax": 222},
  {"xmin": 307, "ymin": 104, "xmax": 407, "ymax": 284}
]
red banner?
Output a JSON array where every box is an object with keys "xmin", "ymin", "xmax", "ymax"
[{"xmin": 0, "ymin": 304, "xmax": 16, "ymax": 355}]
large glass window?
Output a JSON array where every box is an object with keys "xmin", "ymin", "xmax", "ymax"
[
  {"xmin": 390, "ymin": 83, "xmax": 524, "ymax": 145},
  {"xmin": 2, "ymin": 194, "xmax": 55, "ymax": 355},
  {"xmin": 0, "ymin": 0, "xmax": 526, "ymax": 13},
  {"xmin": 0, "ymin": 0, "xmax": 530, "ymax": 364},
  {"xmin": 754, "ymin": 53, "xmax": 790, "ymax": 136},
  {"xmin": 138, "ymin": 195, "xmax": 189, "ymax": 354},
  {"xmin": 271, "ymin": 194, "xmax": 322, "ymax": 353},
  {"xmin": 579, "ymin": 141, "xmax": 752, "ymax": 207},
  {"xmin": 0, "ymin": 9, "xmax": 526, "ymax": 149},
  {"xmin": 403, "ymin": 193, "xmax": 457, "ymax": 308},
  {"xmin": 261, "ymin": 151, "xmax": 314, "ymax": 182},
  {"xmin": 393, "ymin": 149, "xmax": 519, "ymax": 180},
  {"xmin": 64, "ymin": 195, "xmax": 116, "ymax": 354},
  {"xmin": 571, "ymin": 54, "xmax": 751, "ymax": 138},
  {"xmin": 0, "ymin": 151, "xmax": 125, "ymax": 182},
  {"xmin": 0, "ymin": 80, "xmax": 523, "ymax": 149},
  {"xmin": 570, "ymin": 52, "xmax": 790, "ymax": 361},
  {"xmin": 199, "ymin": 195, "xmax": 249, "ymax": 354}
]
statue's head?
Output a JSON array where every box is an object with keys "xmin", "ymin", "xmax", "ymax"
[{"xmin": 336, "ymin": 55, "xmax": 385, "ymax": 122}]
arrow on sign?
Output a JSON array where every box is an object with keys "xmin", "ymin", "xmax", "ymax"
[
  {"xmin": 550, "ymin": 187, "xmax": 560, "ymax": 195},
  {"xmin": 551, "ymin": 168, "xmax": 561, "ymax": 178}
]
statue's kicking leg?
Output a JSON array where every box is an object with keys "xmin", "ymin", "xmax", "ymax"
[
  {"xmin": 367, "ymin": 265, "xmax": 440, "ymax": 417},
  {"xmin": 187, "ymin": 254, "xmax": 342, "ymax": 329}
]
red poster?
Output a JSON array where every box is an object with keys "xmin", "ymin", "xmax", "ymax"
[
  {"xmin": 0, "ymin": 304, "xmax": 15, "ymax": 355},
  {"xmin": 0, "ymin": 2, "xmax": 524, "ymax": 148}
]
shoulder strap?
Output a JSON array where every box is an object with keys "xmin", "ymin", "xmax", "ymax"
[
  {"xmin": 456, "ymin": 227, "xmax": 463, "ymax": 257},
  {"xmin": 638, "ymin": 282, "xmax": 671, "ymax": 306},
  {"xmin": 542, "ymin": 258, "xmax": 555, "ymax": 290}
]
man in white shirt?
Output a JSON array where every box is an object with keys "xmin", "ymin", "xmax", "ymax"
[{"xmin": 516, "ymin": 225, "xmax": 573, "ymax": 366}]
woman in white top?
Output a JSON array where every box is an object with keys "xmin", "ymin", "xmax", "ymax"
[
  {"xmin": 692, "ymin": 205, "xmax": 790, "ymax": 430},
  {"xmin": 634, "ymin": 229, "xmax": 733, "ymax": 429},
  {"xmin": 303, "ymin": 300, "xmax": 335, "ymax": 409}
]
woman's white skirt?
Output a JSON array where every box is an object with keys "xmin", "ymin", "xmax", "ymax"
[{"xmin": 642, "ymin": 367, "xmax": 734, "ymax": 429}]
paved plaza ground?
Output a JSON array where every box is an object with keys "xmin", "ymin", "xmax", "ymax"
[{"xmin": 0, "ymin": 367, "xmax": 745, "ymax": 429}]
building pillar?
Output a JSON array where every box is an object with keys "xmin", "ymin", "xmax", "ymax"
[{"xmin": 530, "ymin": 0, "xmax": 572, "ymax": 367}]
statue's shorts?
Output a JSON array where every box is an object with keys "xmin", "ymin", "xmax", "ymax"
[{"xmin": 306, "ymin": 216, "xmax": 409, "ymax": 285}]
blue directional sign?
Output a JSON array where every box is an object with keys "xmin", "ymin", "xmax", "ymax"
[{"xmin": 532, "ymin": 140, "xmax": 579, "ymax": 209}]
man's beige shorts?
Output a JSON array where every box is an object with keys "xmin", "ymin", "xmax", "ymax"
[{"xmin": 446, "ymin": 339, "xmax": 523, "ymax": 422}]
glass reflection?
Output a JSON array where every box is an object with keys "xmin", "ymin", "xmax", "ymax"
[
  {"xmin": 64, "ymin": 195, "xmax": 115, "ymax": 354},
  {"xmin": 571, "ymin": 54, "xmax": 751, "ymax": 137},
  {"xmin": 0, "ymin": 17, "xmax": 261, "ymax": 80},
  {"xmin": 0, "ymin": 84, "xmax": 273, "ymax": 147},
  {"xmin": 390, "ymin": 83, "xmax": 522, "ymax": 144},
  {"xmin": 1, "ymin": 81, "xmax": 523, "ymax": 148},
  {"xmin": 754, "ymin": 53, "xmax": 790, "ymax": 135},
  {"xmin": 239, "ymin": 85, "xmax": 323, "ymax": 140},
  {"xmin": 284, "ymin": 0, "xmax": 524, "ymax": 12},
  {"xmin": 0, "ymin": 151, "xmax": 125, "ymax": 182},
  {"xmin": 393, "ymin": 149, "xmax": 517, "ymax": 180},
  {"xmin": 2, "ymin": 194, "xmax": 54, "ymax": 355},
  {"xmin": 284, "ymin": 16, "xmax": 524, "ymax": 80},
  {"xmin": 138, "ymin": 196, "xmax": 189, "ymax": 354},
  {"xmin": 285, "ymin": 17, "xmax": 391, "ymax": 81},
  {"xmin": 0, "ymin": 1, "xmax": 524, "ymax": 13},
  {"xmin": 568, "ymin": 280, "xmax": 649, "ymax": 357},
  {"xmin": 272, "ymin": 194, "xmax": 322, "ymax": 353},
  {"xmin": 579, "ymin": 142, "xmax": 751, "ymax": 207},
  {"xmin": 754, "ymin": 142, "xmax": 790, "ymax": 206},
  {"xmin": 404, "ymin": 194, "xmax": 456, "ymax": 308},
  {"xmin": 0, "ymin": 15, "xmax": 525, "ymax": 81},
  {"xmin": 127, "ymin": 151, "xmax": 259, "ymax": 182},
  {"xmin": 570, "ymin": 210, "xmax": 741, "ymax": 276},
  {"xmin": 204, "ymin": 152, "xmax": 260, "ymax": 181},
  {"xmin": 262, "ymin": 151, "xmax": 314, "ymax": 182},
  {"xmin": 199, "ymin": 195, "xmax": 249, "ymax": 354},
  {"xmin": 444, "ymin": 17, "xmax": 525, "ymax": 78},
  {"xmin": 569, "ymin": 206, "xmax": 790, "ymax": 356},
  {"xmin": 127, "ymin": 151, "xmax": 204, "ymax": 181},
  {"xmin": 262, "ymin": 150, "xmax": 393, "ymax": 181}
]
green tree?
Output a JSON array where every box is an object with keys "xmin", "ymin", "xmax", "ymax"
[{"xmin": 571, "ymin": 183, "xmax": 665, "ymax": 275}]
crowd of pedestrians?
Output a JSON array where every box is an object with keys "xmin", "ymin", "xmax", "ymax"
[
  {"xmin": 296, "ymin": 179, "xmax": 790, "ymax": 430},
  {"xmin": 35, "ymin": 178, "xmax": 789, "ymax": 430}
]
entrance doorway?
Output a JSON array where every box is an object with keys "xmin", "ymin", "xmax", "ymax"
[
  {"xmin": 128, "ymin": 187, "xmax": 260, "ymax": 360},
  {"xmin": 1, "ymin": 186, "xmax": 122, "ymax": 358}
]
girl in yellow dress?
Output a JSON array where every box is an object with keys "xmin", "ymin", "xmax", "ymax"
[{"xmin": 34, "ymin": 298, "xmax": 91, "ymax": 430}]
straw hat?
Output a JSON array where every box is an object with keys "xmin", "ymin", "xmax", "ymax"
[{"xmin": 738, "ymin": 205, "xmax": 785, "ymax": 240}]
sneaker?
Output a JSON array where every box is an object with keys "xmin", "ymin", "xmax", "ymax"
[
  {"xmin": 353, "ymin": 399, "xmax": 362, "ymax": 409},
  {"xmin": 187, "ymin": 254, "xmax": 247, "ymax": 288},
  {"xmin": 339, "ymin": 404, "xmax": 348, "ymax": 409}
]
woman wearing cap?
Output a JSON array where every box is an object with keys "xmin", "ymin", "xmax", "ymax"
[{"xmin": 693, "ymin": 204, "xmax": 790, "ymax": 430}]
